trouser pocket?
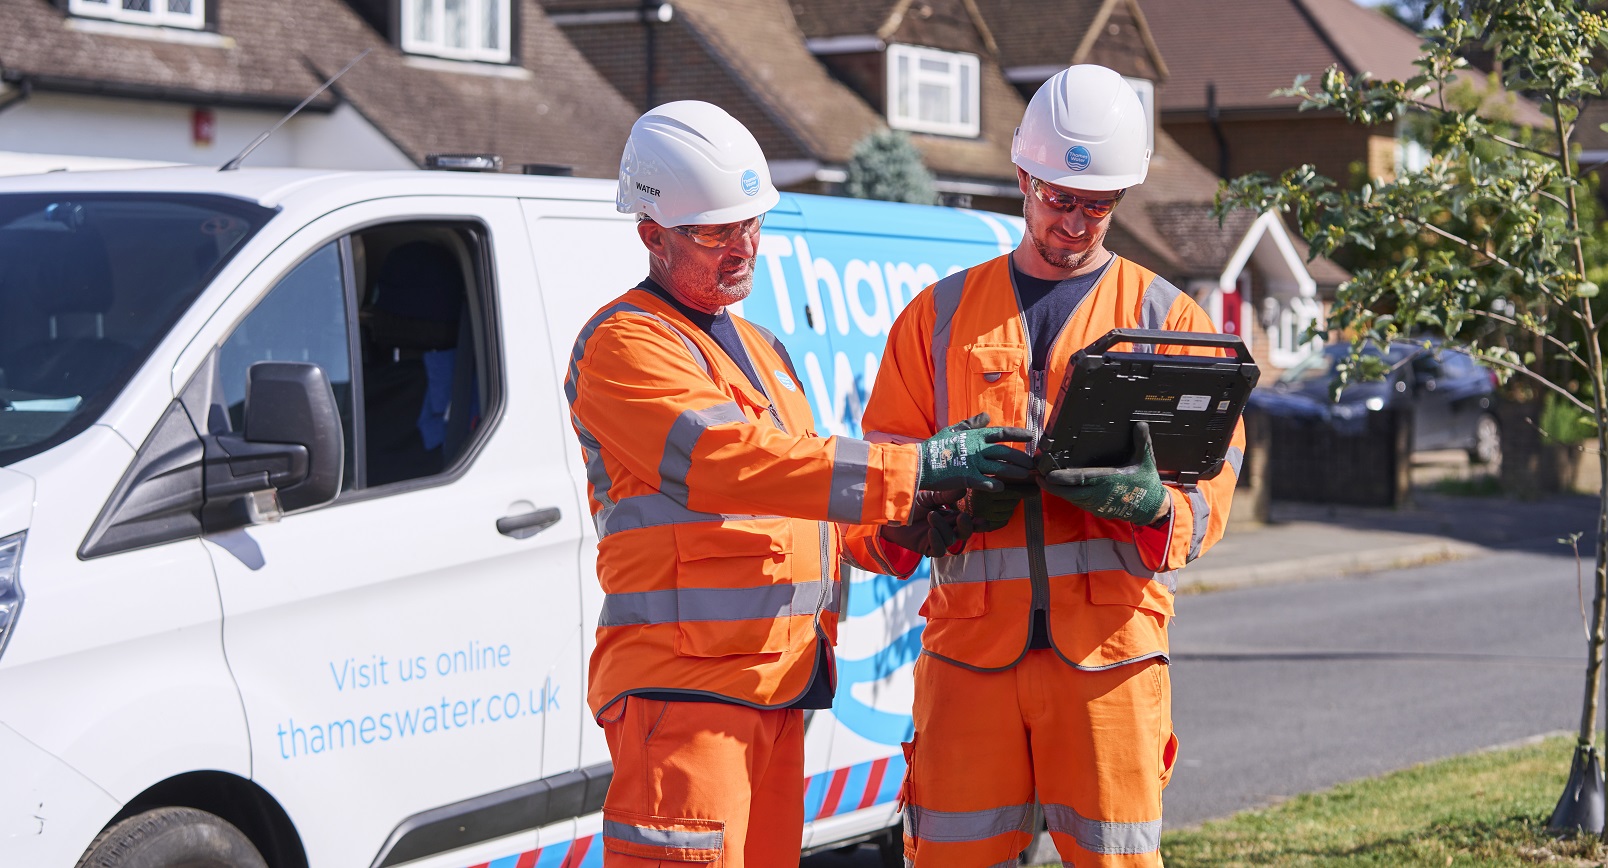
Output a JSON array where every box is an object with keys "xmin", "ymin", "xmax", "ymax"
[{"xmin": 602, "ymin": 809, "xmax": 723, "ymax": 865}]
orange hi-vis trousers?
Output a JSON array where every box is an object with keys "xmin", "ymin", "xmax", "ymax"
[
  {"xmin": 599, "ymin": 697, "xmax": 804, "ymax": 867},
  {"xmin": 902, "ymin": 651, "xmax": 1177, "ymax": 867}
]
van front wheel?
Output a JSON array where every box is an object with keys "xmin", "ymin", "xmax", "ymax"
[{"xmin": 75, "ymin": 806, "xmax": 268, "ymax": 868}]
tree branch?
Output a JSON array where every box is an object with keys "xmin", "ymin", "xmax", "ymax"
[
  {"xmin": 1478, "ymin": 355, "xmax": 1595, "ymax": 413},
  {"xmin": 1467, "ymin": 309, "xmax": 1590, "ymax": 369}
]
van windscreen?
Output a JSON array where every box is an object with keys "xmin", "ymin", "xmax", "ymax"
[{"xmin": 0, "ymin": 193, "xmax": 275, "ymax": 467}]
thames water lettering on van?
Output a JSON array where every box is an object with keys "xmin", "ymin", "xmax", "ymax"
[{"xmin": 0, "ymin": 167, "xmax": 1020, "ymax": 868}]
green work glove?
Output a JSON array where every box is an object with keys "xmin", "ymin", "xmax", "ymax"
[
  {"xmin": 1038, "ymin": 421, "xmax": 1171, "ymax": 525},
  {"xmin": 916, "ymin": 413, "xmax": 1035, "ymax": 493},
  {"xmin": 880, "ymin": 489, "xmax": 976, "ymax": 557}
]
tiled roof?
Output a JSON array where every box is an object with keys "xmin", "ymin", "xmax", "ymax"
[
  {"xmin": 1142, "ymin": 0, "xmax": 1545, "ymax": 127},
  {"xmin": 1115, "ymin": 129, "xmax": 1349, "ymax": 286},
  {"xmin": 978, "ymin": 0, "xmax": 1102, "ymax": 72},
  {"xmin": 787, "ymin": 0, "xmax": 893, "ymax": 39},
  {"xmin": 0, "ymin": 0, "xmax": 640, "ymax": 178}
]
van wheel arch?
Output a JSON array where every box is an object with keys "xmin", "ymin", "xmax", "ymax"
[{"xmin": 95, "ymin": 771, "xmax": 307, "ymax": 868}]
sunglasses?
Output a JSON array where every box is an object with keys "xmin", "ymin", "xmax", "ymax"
[
  {"xmin": 667, "ymin": 214, "xmax": 765, "ymax": 248},
  {"xmin": 1029, "ymin": 177, "xmax": 1124, "ymax": 219}
]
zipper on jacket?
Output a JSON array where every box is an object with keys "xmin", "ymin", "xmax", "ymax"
[{"xmin": 1025, "ymin": 367, "xmax": 1051, "ymax": 625}]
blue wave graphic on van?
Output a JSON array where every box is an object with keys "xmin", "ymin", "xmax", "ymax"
[
  {"xmin": 739, "ymin": 194, "xmax": 1021, "ymax": 749},
  {"xmin": 832, "ymin": 623, "xmax": 923, "ymax": 746}
]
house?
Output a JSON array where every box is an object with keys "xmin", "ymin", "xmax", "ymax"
[
  {"xmin": 975, "ymin": 0, "xmax": 1346, "ymax": 371},
  {"xmin": 0, "ymin": 0, "xmax": 640, "ymax": 177},
  {"xmin": 543, "ymin": 0, "xmax": 1028, "ymax": 211},
  {"xmin": 1138, "ymin": 0, "xmax": 1546, "ymax": 185}
]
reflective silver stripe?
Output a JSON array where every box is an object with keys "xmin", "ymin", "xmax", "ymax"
[
  {"xmin": 596, "ymin": 492, "xmax": 775, "ymax": 538},
  {"xmin": 601, "ymin": 818, "xmax": 723, "ymax": 852},
  {"xmin": 1132, "ymin": 275, "xmax": 1183, "ymax": 354},
  {"xmin": 566, "ymin": 302, "xmax": 709, "ymax": 404},
  {"xmin": 574, "ymin": 420, "xmax": 615, "ymax": 507},
  {"xmin": 1042, "ymin": 803, "xmax": 1161, "ymax": 855},
  {"xmin": 929, "ymin": 269, "xmax": 967, "ymax": 427},
  {"xmin": 931, "ymin": 538, "xmax": 1163, "ymax": 586},
  {"xmin": 827, "ymin": 437, "xmax": 872, "ymax": 522},
  {"xmin": 598, "ymin": 580, "xmax": 836, "ymax": 627},
  {"xmin": 1225, "ymin": 445, "xmax": 1245, "ymax": 478},
  {"xmin": 1185, "ymin": 484, "xmax": 1211, "ymax": 562},
  {"xmin": 905, "ymin": 802, "xmax": 1033, "ymax": 843},
  {"xmin": 658, "ymin": 402, "xmax": 747, "ymax": 503}
]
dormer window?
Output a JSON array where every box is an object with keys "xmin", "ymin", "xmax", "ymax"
[
  {"xmin": 402, "ymin": 0, "xmax": 512, "ymax": 63},
  {"xmin": 886, "ymin": 44, "xmax": 980, "ymax": 138},
  {"xmin": 68, "ymin": 0, "xmax": 206, "ymax": 29}
]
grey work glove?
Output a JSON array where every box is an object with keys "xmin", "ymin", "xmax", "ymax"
[
  {"xmin": 1038, "ymin": 421, "xmax": 1171, "ymax": 526},
  {"xmin": 879, "ymin": 489, "xmax": 975, "ymax": 558},
  {"xmin": 915, "ymin": 413, "xmax": 1035, "ymax": 493}
]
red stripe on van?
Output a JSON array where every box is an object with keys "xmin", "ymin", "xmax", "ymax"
[
  {"xmin": 859, "ymin": 757, "xmax": 889, "ymax": 810},
  {"xmin": 818, "ymin": 766, "xmax": 851, "ymax": 818},
  {"xmin": 560, "ymin": 836, "xmax": 591, "ymax": 868}
]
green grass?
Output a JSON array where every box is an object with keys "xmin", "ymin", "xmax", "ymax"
[{"xmin": 1152, "ymin": 735, "xmax": 1608, "ymax": 867}]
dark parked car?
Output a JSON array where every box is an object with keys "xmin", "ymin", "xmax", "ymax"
[{"xmin": 1251, "ymin": 341, "xmax": 1502, "ymax": 465}]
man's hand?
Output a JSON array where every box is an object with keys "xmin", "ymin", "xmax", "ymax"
[
  {"xmin": 916, "ymin": 413, "xmax": 1034, "ymax": 493},
  {"xmin": 1038, "ymin": 421, "xmax": 1171, "ymax": 526},
  {"xmin": 880, "ymin": 489, "xmax": 975, "ymax": 557},
  {"xmin": 962, "ymin": 482, "xmax": 1035, "ymax": 532}
]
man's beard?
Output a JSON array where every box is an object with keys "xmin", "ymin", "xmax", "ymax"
[
  {"xmin": 1024, "ymin": 201, "xmax": 1107, "ymax": 272},
  {"xmin": 668, "ymin": 254, "xmax": 754, "ymax": 309}
]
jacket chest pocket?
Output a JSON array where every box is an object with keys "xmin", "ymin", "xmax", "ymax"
[
  {"xmin": 671, "ymin": 520, "xmax": 799, "ymax": 658},
  {"xmin": 951, "ymin": 345, "xmax": 1027, "ymax": 429}
]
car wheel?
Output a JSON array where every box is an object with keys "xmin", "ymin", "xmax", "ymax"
[
  {"xmin": 1469, "ymin": 412, "xmax": 1501, "ymax": 466},
  {"xmin": 75, "ymin": 806, "xmax": 268, "ymax": 868},
  {"xmin": 877, "ymin": 823, "xmax": 905, "ymax": 868}
]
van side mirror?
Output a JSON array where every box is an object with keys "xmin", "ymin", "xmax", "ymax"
[{"xmin": 202, "ymin": 362, "xmax": 344, "ymax": 530}]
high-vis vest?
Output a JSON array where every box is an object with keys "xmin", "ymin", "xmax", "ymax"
[
  {"xmin": 567, "ymin": 288, "xmax": 921, "ymax": 717},
  {"xmin": 861, "ymin": 254, "xmax": 1245, "ymax": 672}
]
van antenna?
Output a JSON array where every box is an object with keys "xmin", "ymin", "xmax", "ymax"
[{"xmin": 221, "ymin": 49, "xmax": 371, "ymax": 172}]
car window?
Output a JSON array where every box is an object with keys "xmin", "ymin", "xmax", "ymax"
[
  {"xmin": 211, "ymin": 222, "xmax": 497, "ymax": 495},
  {"xmin": 218, "ymin": 241, "xmax": 358, "ymax": 488},
  {"xmin": 0, "ymin": 194, "xmax": 273, "ymax": 466}
]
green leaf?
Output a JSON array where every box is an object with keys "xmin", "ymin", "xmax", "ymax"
[{"xmin": 1578, "ymin": 281, "xmax": 1600, "ymax": 298}]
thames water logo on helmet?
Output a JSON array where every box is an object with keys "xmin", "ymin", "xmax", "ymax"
[
  {"xmin": 741, "ymin": 169, "xmax": 761, "ymax": 196},
  {"xmin": 1065, "ymin": 145, "xmax": 1092, "ymax": 172}
]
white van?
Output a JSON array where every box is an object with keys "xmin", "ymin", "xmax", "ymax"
[{"xmin": 0, "ymin": 167, "xmax": 1022, "ymax": 867}]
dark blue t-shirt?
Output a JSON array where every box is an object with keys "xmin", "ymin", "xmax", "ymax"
[{"xmin": 638, "ymin": 279, "xmax": 835, "ymax": 710}]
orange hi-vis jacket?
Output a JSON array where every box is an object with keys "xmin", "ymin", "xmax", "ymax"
[
  {"xmin": 861, "ymin": 254, "xmax": 1245, "ymax": 672},
  {"xmin": 567, "ymin": 287, "xmax": 923, "ymax": 718}
]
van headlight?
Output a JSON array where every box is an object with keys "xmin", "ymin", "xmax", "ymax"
[
  {"xmin": 0, "ymin": 532, "xmax": 24, "ymax": 661},
  {"xmin": 1365, "ymin": 397, "xmax": 1386, "ymax": 411}
]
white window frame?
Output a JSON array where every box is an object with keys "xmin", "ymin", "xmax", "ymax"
[
  {"xmin": 1122, "ymin": 76, "xmax": 1156, "ymax": 154},
  {"xmin": 68, "ymin": 0, "xmax": 206, "ymax": 29},
  {"xmin": 401, "ymin": 0, "xmax": 513, "ymax": 64},
  {"xmin": 885, "ymin": 43, "xmax": 981, "ymax": 138}
]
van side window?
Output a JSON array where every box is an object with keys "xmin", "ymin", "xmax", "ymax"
[
  {"xmin": 214, "ymin": 222, "xmax": 496, "ymax": 496},
  {"xmin": 218, "ymin": 241, "xmax": 358, "ymax": 488},
  {"xmin": 351, "ymin": 224, "xmax": 493, "ymax": 488}
]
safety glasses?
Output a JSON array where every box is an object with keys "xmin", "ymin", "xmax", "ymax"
[
  {"xmin": 667, "ymin": 214, "xmax": 765, "ymax": 248},
  {"xmin": 1029, "ymin": 177, "xmax": 1124, "ymax": 219}
]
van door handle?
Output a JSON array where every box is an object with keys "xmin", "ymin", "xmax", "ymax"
[{"xmin": 497, "ymin": 507, "xmax": 562, "ymax": 539}]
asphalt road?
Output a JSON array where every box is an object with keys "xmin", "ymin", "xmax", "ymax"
[
  {"xmin": 805, "ymin": 542, "xmax": 1592, "ymax": 864},
  {"xmin": 1166, "ymin": 545, "xmax": 1588, "ymax": 827}
]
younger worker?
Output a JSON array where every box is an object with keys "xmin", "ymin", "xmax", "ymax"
[
  {"xmin": 860, "ymin": 66, "xmax": 1246, "ymax": 867},
  {"xmin": 565, "ymin": 100, "xmax": 1032, "ymax": 867}
]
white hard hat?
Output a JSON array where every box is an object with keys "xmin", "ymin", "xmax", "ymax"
[
  {"xmin": 1012, "ymin": 65, "xmax": 1151, "ymax": 191},
  {"xmin": 616, "ymin": 100, "xmax": 781, "ymax": 227}
]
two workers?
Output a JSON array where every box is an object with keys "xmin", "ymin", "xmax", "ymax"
[{"xmin": 565, "ymin": 64, "xmax": 1243, "ymax": 867}]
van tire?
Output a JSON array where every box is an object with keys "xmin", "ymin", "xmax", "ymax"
[{"xmin": 75, "ymin": 806, "xmax": 269, "ymax": 868}]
